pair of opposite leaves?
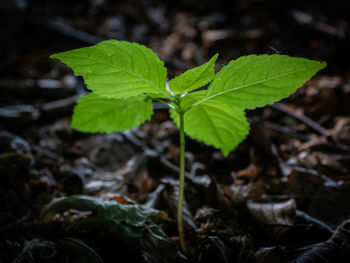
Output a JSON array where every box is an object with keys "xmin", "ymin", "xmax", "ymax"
[{"xmin": 51, "ymin": 40, "xmax": 326, "ymax": 156}]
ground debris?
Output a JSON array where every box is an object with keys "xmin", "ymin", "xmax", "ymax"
[{"xmin": 1, "ymin": 0, "xmax": 350, "ymax": 262}]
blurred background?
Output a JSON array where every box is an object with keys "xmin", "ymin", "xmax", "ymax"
[{"xmin": 1, "ymin": 0, "xmax": 350, "ymax": 262}]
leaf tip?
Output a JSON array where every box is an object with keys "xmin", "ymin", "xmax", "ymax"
[
  {"xmin": 320, "ymin": 60, "xmax": 327, "ymax": 68},
  {"xmin": 222, "ymin": 149, "xmax": 230, "ymax": 157},
  {"xmin": 49, "ymin": 53, "xmax": 58, "ymax": 59},
  {"xmin": 211, "ymin": 53, "xmax": 219, "ymax": 62}
]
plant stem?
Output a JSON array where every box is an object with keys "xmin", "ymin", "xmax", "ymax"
[{"xmin": 177, "ymin": 112, "xmax": 189, "ymax": 255}]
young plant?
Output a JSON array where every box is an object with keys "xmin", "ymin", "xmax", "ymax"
[{"xmin": 51, "ymin": 40, "xmax": 326, "ymax": 254}]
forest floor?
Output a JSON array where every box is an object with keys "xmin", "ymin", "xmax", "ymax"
[{"xmin": 1, "ymin": 1, "xmax": 350, "ymax": 262}]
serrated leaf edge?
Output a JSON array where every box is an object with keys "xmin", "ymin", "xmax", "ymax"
[
  {"xmin": 71, "ymin": 94, "xmax": 153, "ymax": 133},
  {"xmin": 186, "ymin": 56, "xmax": 326, "ymax": 111},
  {"xmin": 51, "ymin": 40, "xmax": 170, "ymax": 99},
  {"xmin": 169, "ymin": 53, "xmax": 219, "ymax": 94}
]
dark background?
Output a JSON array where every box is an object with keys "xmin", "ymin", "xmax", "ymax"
[{"xmin": 1, "ymin": 0, "xmax": 350, "ymax": 262}]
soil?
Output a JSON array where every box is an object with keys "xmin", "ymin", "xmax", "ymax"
[{"xmin": 1, "ymin": 0, "xmax": 350, "ymax": 262}]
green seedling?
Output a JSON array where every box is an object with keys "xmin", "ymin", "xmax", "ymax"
[{"xmin": 51, "ymin": 40, "xmax": 326, "ymax": 254}]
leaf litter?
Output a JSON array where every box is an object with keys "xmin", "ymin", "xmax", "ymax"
[{"xmin": 1, "ymin": 0, "xmax": 350, "ymax": 262}]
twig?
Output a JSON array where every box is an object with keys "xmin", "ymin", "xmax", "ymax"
[
  {"xmin": 270, "ymin": 102, "xmax": 330, "ymax": 137},
  {"xmin": 296, "ymin": 209, "xmax": 334, "ymax": 235},
  {"xmin": 30, "ymin": 17, "xmax": 104, "ymax": 44},
  {"xmin": 262, "ymin": 121, "xmax": 311, "ymax": 141}
]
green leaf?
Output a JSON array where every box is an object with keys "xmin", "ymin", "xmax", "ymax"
[
  {"xmin": 170, "ymin": 92, "xmax": 250, "ymax": 156},
  {"xmin": 51, "ymin": 40, "xmax": 168, "ymax": 99},
  {"xmin": 71, "ymin": 93, "xmax": 153, "ymax": 133},
  {"xmin": 202, "ymin": 54, "xmax": 326, "ymax": 110},
  {"xmin": 39, "ymin": 195, "xmax": 166, "ymax": 250},
  {"xmin": 169, "ymin": 54, "xmax": 218, "ymax": 94}
]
